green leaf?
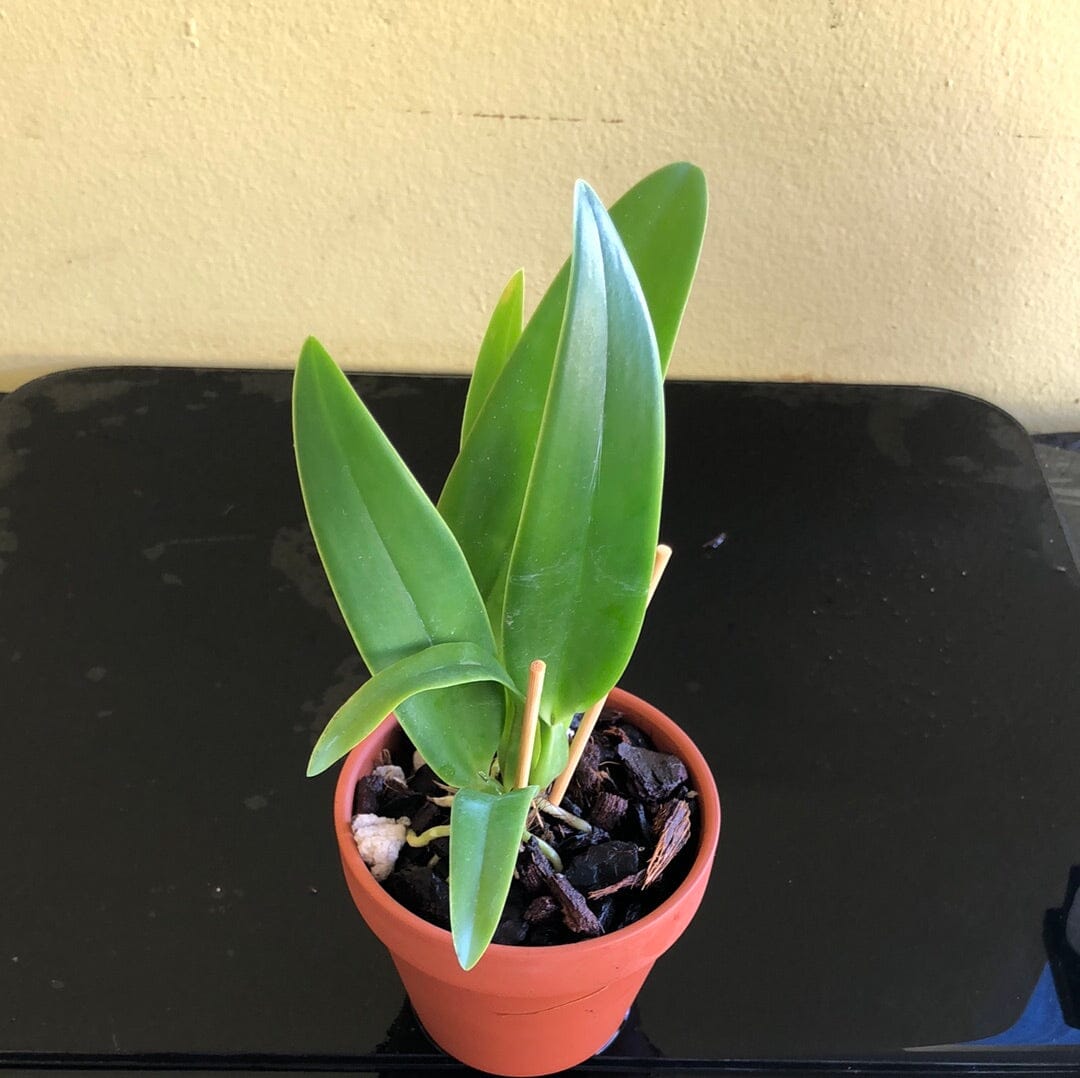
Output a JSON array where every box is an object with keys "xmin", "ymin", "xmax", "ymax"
[
  {"xmin": 604, "ymin": 163, "xmax": 708, "ymax": 377},
  {"xmin": 449, "ymin": 785, "xmax": 537, "ymax": 970},
  {"xmin": 500, "ymin": 182, "xmax": 663, "ymax": 745},
  {"xmin": 461, "ymin": 269, "xmax": 524, "ymax": 448},
  {"xmin": 306, "ymin": 642, "xmax": 522, "ymax": 778},
  {"xmin": 293, "ymin": 338, "xmax": 506, "ymax": 789},
  {"xmin": 439, "ymin": 163, "xmax": 706, "ymax": 612}
]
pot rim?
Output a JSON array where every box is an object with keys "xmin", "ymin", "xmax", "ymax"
[{"xmin": 333, "ymin": 686, "xmax": 721, "ymax": 961}]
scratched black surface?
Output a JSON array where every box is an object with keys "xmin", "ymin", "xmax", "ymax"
[{"xmin": 2, "ymin": 368, "xmax": 1080, "ymax": 1071}]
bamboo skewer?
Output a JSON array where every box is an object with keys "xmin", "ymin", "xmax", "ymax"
[
  {"xmin": 515, "ymin": 659, "xmax": 546, "ymax": 790},
  {"xmin": 646, "ymin": 544, "xmax": 673, "ymax": 604},
  {"xmin": 548, "ymin": 544, "xmax": 672, "ymax": 807},
  {"xmin": 547, "ymin": 698, "xmax": 604, "ymax": 810}
]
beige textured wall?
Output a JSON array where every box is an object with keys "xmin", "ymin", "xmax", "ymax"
[{"xmin": 2, "ymin": 2, "xmax": 1079, "ymax": 429}]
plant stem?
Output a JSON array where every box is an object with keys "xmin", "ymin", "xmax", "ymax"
[
  {"xmin": 548, "ymin": 544, "xmax": 672, "ymax": 807},
  {"xmin": 514, "ymin": 659, "xmax": 546, "ymax": 789}
]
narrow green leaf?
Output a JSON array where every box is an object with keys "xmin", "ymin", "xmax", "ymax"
[
  {"xmin": 439, "ymin": 163, "xmax": 706, "ymax": 612},
  {"xmin": 306, "ymin": 642, "xmax": 522, "ymax": 778},
  {"xmin": 449, "ymin": 785, "xmax": 537, "ymax": 970},
  {"xmin": 501, "ymin": 182, "xmax": 663, "ymax": 745},
  {"xmin": 461, "ymin": 269, "xmax": 524, "ymax": 448},
  {"xmin": 293, "ymin": 338, "xmax": 505, "ymax": 789}
]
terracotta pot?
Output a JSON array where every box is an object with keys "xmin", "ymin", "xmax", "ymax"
[{"xmin": 333, "ymin": 687, "xmax": 721, "ymax": 1077}]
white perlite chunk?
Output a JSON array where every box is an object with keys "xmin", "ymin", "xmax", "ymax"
[{"xmin": 350, "ymin": 813, "xmax": 409, "ymax": 882}]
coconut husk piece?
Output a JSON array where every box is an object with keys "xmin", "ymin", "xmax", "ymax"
[
  {"xmin": 590, "ymin": 790, "xmax": 629, "ymax": 831},
  {"xmin": 588, "ymin": 871, "xmax": 645, "ymax": 900},
  {"xmin": 644, "ymin": 799, "xmax": 692, "ymax": 888},
  {"xmin": 564, "ymin": 738, "xmax": 605, "ymax": 809}
]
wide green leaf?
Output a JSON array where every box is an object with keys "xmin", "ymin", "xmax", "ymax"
[
  {"xmin": 603, "ymin": 164, "xmax": 708, "ymax": 377},
  {"xmin": 449, "ymin": 785, "xmax": 537, "ymax": 970},
  {"xmin": 461, "ymin": 269, "xmax": 524, "ymax": 448},
  {"xmin": 500, "ymin": 182, "xmax": 663, "ymax": 743},
  {"xmin": 293, "ymin": 338, "xmax": 506, "ymax": 789},
  {"xmin": 439, "ymin": 163, "xmax": 706, "ymax": 612},
  {"xmin": 306, "ymin": 642, "xmax": 522, "ymax": 779}
]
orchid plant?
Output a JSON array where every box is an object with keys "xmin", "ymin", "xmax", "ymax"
[{"xmin": 294, "ymin": 163, "xmax": 707, "ymax": 969}]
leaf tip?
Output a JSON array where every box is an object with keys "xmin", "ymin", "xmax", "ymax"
[
  {"xmin": 298, "ymin": 335, "xmax": 326, "ymax": 363},
  {"xmin": 455, "ymin": 935, "xmax": 483, "ymax": 971},
  {"xmin": 306, "ymin": 735, "xmax": 338, "ymax": 777},
  {"xmin": 573, "ymin": 178, "xmax": 602, "ymax": 218}
]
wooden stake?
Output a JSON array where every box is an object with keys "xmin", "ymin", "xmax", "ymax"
[
  {"xmin": 547, "ymin": 697, "xmax": 604, "ymax": 808},
  {"xmin": 515, "ymin": 659, "xmax": 546, "ymax": 790},
  {"xmin": 548, "ymin": 544, "xmax": 673, "ymax": 807},
  {"xmin": 647, "ymin": 543, "xmax": 672, "ymax": 603}
]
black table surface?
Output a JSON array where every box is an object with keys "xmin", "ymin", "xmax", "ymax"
[{"xmin": 2, "ymin": 367, "xmax": 1080, "ymax": 1074}]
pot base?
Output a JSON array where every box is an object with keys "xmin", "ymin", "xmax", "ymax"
[{"xmin": 410, "ymin": 1004, "xmax": 629, "ymax": 1071}]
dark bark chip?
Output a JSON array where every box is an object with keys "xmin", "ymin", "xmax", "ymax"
[
  {"xmin": 616, "ymin": 743, "xmax": 689, "ymax": 801},
  {"xmin": 523, "ymin": 894, "xmax": 560, "ymax": 925},
  {"xmin": 352, "ymin": 772, "xmax": 385, "ymax": 815},
  {"xmin": 546, "ymin": 874, "xmax": 604, "ymax": 937},
  {"xmin": 382, "ymin": 865, "xmax": 449, "ymax": 929},
  {"xmin": 518, "ymin": 837, "xmax": 556, "ymax": 894},
  {"xmin": 564, "ymin": 840, "xmax": 640, "ymax": 893}
]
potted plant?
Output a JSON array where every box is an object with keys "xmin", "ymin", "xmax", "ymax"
[{"xmin": 293, "ymin": 162, "xmax": 719, "ymax": 1076}]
